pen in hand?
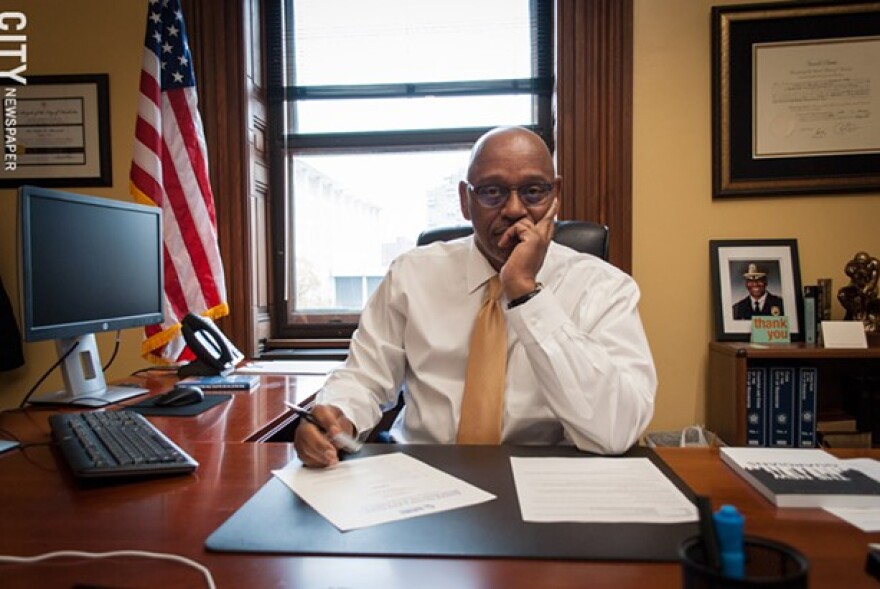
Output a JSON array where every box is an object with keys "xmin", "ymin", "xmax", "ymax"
[{"xmin": 286, "ymin": 402, "xmax": 363, "ymax": 454}]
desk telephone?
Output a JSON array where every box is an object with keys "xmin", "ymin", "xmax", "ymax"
[{"xmin": 178, "ymin": 313, "xmax": 244, "ymax": 377}]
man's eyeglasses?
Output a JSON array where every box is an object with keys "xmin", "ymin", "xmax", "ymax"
[{"xmin": 466, "ymin": 182, "xmax": 554, "ymax": 209}]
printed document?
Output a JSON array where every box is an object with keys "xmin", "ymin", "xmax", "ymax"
[
  {"xmin": 510, "ymin": 457, "xmax": 698, "ymax": 523},
  {"xmin": 273, "ymin": 453, "xmax": 496, "ymax": 531}
]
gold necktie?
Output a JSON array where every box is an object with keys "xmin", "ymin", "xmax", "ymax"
[{"xmin": 457, "ymin": 275, "xmax": 507, "ymax": 444}]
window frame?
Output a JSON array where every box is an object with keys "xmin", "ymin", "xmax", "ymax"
[{"xmin": 266, "ymin": 0, "xmax": 555, "ymax": 340}]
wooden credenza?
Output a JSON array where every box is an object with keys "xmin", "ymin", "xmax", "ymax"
[{"xmin": 707, "ymin": 341, "xmax": 880, "ymax": 446}]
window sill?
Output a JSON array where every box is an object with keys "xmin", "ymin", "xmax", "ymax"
[{"xmin": 260, "ymin": 339, "xmax": 349, "ymax": 361}]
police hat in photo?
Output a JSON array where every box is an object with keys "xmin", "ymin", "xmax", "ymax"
[{"xmin": 742, "ymin": 263, "xmax": 768, "ymax": 281}]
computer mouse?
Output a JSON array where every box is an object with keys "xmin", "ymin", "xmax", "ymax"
[{"xmin": 155, "ymin": 386, "xmax": 205, "ymax": 407}]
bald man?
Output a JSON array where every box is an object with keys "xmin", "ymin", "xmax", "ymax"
[{"xmin": 294, "ymin": 126, "xmax": 656, "ymax": 467}]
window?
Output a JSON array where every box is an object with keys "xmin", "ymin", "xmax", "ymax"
[{"xmin": 267, "ymin": 0, "xmax": 553, "ymax": 339}]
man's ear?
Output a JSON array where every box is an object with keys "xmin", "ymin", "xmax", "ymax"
[{"xmin": 458, "ymin": 181, "xmax": 472, "ymax": 221}]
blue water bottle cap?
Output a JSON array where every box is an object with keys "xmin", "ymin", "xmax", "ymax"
[{"xmin": 714, "ymin": 504, "xmax": 745, "ymax": 578}]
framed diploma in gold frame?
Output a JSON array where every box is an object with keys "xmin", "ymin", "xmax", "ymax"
[
  {"xmin": 712, "ymin": 1, "xmax": 880, "ymax": 198},
  {"xmin": 0, "ymin": 74, "xmax": 112, "ymax": 188}
]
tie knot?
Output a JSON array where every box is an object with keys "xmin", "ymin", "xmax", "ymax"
[{"xmin": 486, "ymin": 275, "xmax": 502, "ymax": 301}]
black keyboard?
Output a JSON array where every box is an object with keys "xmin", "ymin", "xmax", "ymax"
[{"xmin": 49, "ymin": 410, "xmax": 198, "ymax": 480}]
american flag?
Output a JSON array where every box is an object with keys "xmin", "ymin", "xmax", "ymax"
[{"xmin": 130, "ymin": 0, "xmax": 228, "ymax": 364}]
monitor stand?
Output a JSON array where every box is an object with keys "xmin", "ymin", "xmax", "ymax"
[
  {"xmin": 28, "ymin": 385, "xmax": 148, "ymax": 408},
  {"xmin": 27, "ymin": 334, "xmax": 148, "ymax": 408}
]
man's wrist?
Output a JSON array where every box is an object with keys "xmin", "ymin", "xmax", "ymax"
[
  {"xmin": 503, "ymin": 277, "xmax": 540, "ymax": 300},
  {"xmin": 507, "ymin": 282, "xmax": 543, "ymax": 309}
]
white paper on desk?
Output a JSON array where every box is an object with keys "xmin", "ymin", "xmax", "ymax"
[
  {"xmin": 273, "ymin": 453, "xmax": 496, "ymax": 531},
  {"xmin": 236, "ymin": 360, "xmax": 343, "ymax": 375},
  {"xmin": 823, "ymin": 457, "xmax": 880, "ymax": 531},
  {"xmin": 824, "ymin": 506, "xmax": 880, "ymax": 532},
  {"xmin": 510, "ymin": 457, "xmax": 698, "ymax": 523}
]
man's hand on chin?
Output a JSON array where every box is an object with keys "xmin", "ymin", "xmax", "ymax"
[{"xmin": 499, "ymin": 198, "xmax": 558, "ymax": 300}]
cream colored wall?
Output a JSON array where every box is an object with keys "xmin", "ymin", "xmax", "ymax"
[
  {"xmin": 0, "ymin": 1, "xmax": 148, "ymax": 409},
  {"xmin": 633, "ymin": 0, "xmax": 880, "ymax": 435}
]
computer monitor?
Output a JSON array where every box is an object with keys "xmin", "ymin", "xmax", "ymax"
[{"xmin": 18, "ymin": 185, "xmax": 164, "ymax": 406}]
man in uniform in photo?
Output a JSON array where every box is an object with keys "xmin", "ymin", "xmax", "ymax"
[{"xmin": 732, "ymin": 263, "xmax": 785, "ymax": 320}]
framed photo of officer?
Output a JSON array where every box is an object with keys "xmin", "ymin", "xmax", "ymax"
[{"xmin": 711, "ymin": 239, "xmax": 803, "ymax": 341}]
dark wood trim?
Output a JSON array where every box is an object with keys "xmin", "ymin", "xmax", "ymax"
[
  {"xmin": 284, "ymin": 127, "xmax": 522, "ymax": 151},
  {"xmin": 281, "ymin": 78, "xmax": 554, "ymax": 100},
  {"xmin": 556, "ymin": 0, "xmax": 633, "ymax": 273},
  {"xmin": 182, "ymin": 0, "xmax": 259, "ymax": 355}
]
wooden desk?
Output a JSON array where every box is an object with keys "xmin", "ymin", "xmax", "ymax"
[
  {"xmin": 120, "ymin": 370, "xmax": 326, "ymax": 442},
  {"xmin": 1, "ymin": 375, "xmax": 879, "ymax": 588}
]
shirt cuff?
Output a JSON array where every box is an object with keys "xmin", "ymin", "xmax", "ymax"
[{"xmin": 505, "ymin": 288, "xmax": 568, "ymax": 345}]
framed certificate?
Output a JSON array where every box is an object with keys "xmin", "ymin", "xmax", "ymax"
[
  {"xmin": 712, "ymin": 1, "xmax": 880, "ymax": 198},
  {"xmin": 1, "ymin": 74, "xmax": 112, "ymax": 188}
]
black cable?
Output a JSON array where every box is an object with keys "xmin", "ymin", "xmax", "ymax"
[
  {"xmin": 130, "ymin": 366, "xmax": 180, "ymax": 376},
  {"xmin": 102, "ymin": 330, "xmax": 122, "ymax": 372},
  {"xmin": 18, "ymin": 340, "xmax": 80, "ymax": 409}
]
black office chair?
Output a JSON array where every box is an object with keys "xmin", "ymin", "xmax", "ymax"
[
  {"xmin": 367, "ymin": 219, "xmax": 611, "ymax": 443},
  {"xmin": 416, "ymin": 220, "xmax": 610, "ymax": 261}
]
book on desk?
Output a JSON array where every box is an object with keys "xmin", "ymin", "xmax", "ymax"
[
  {"xmin": 721, "ymin": 446, "xmax": 880, "ymax": 508},
  {"xmin": 177, "ymin": 374, "xmax": 259, "ymax": 391}
]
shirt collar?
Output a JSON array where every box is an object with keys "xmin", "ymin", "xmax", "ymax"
[
  {"xmin": 463, "ymin": 236, "xmax": 562, "ymax": 294},
  {"xmin": 465, "ymin": 236, "xmax": 498, "ymax": 294}
]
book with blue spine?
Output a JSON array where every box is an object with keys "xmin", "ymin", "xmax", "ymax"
[
  {"xmin": 798, "ymin": 366, "xmax": 818, "ymax": 448},
  {"xmin": 769, "ymin": 367, "xmax": 796, "ymax": 447},
  {"xmin": 746, "ymin": 367, "xmax": 767, "ymax": 446},
  {"xmin": 177, "ymin": 374, "xmax": 260, "ymax": 391}
]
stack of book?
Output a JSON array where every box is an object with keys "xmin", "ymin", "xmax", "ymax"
[
  {"xmin": 721, "ymin": 446, "xmax": 880, "ymax": 508},
  {"xmin": 746, "ymin": 365, "xmax": 817, "ymax": 448},
  {"xmin": 818, "ymin": 412, "xmax": 871, "ymax": 448},
  {"xmin": 802, "ymin": 280, "xmax": 833, "ymax": 345}
]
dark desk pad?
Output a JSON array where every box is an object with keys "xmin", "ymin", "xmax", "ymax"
[
  {"xmin": 126, "ymin": 393, "xmax": 231, "ymax": 416},
  {"xmin": 205, "ymin": 444, "xmax": 698, "ymax": 561}
]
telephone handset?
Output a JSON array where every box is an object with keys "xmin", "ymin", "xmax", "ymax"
[{"xmin": 177, "ymin": 313, "xmax": 244, "ymax": 377}]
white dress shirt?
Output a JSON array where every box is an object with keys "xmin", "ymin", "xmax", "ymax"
[{"xmin": 316, "ymin": 237, "xmax": 657, "ymax": 454}]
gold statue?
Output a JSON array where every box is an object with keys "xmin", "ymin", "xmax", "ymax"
[{"xmin": 837, "ymin": 251, "xmax": 880, "ymax": 333}]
